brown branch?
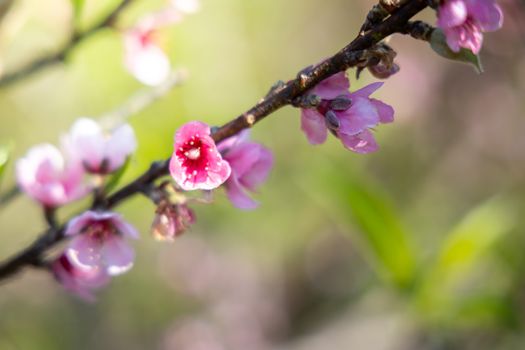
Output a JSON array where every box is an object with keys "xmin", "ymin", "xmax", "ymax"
[
  {"xmin": 0, "ymin": 0, "xmax": 135, "ymax": 88},
  {"xmin": 0, "ymin": 0, "xmax": 429, "ymax": 283}
]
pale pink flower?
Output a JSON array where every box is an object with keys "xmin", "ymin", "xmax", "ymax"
[
  {"xmin": 219, "ymin": 131, "xmax": 273, "ymax": 210},
  {"xmin": 170, "ymin": 121, "xmax": 231, "ymax": 191},
  {"xmin": 62, "ymin": 118, "xmax": 137, "ymax": 174},
  {"xmin": 65, "ymin": 211, "xmax": 139, "ymax": 276},
  {"xmin": 51, "ymin": 253, "xmax": 110, "ymax": 302},
  {"xmin": 171, "ymin": 0, "xmax": 200, "ymax": 14},
  {"xmin": 437, "ymin": 0, "xmax": 503, "ymax": 54},
  {"xmin": 300, "ymin": 72, "xmax": 394, "ymax": 154},
  {"xmin": 16, "ymin": 144, "xmax": 88, "ymax": 207},
  {"xmin": 151, "ymin": 202, "xmax": 195, "ymax": 241}
]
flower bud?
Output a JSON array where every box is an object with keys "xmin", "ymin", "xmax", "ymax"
[
  {"xmin": 324, "ymin": 110, "xmax": 340, "ymax": 131},
  {"xmin": 152, "ymin": 203, "xmax": 195, "ymax": 241},
  {"xmin": 329, "ymin": 95, "xmax": 352, "ymax": 111}
]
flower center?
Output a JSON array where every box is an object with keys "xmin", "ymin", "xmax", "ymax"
[{"xmin": 185, "ymin": 148, "xmax": 200, "ymax": 160}]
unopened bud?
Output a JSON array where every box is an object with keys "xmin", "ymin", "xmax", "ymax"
[
  {"xmin": 325, "ymin": 110, "xmax": 340, "ymax": 131},
  {"xmin": 368, "ymin": 62, "xmax": 400, "ymax": 79},
  {"xmin": 329, "ymin": 95, "xmax": 353, "ymax": 111},
  {"xmin": 151, "ymin": 203, "xmax": 195, "ymax": 241}
]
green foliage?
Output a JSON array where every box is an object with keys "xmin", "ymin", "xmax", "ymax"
[
  {"xmin": 104, "ymin": 156, "xmax": 131, "ymax": 194},
  {"xmin": 0, "ymin": 144, "xmax": 11, "ymax": 190},
  {"xmin": 70, "ymin": 0, "xmax": 85, "ymax": 22},
  {"xmin": 430, "ymin": 29, "xmax": 483, "ymax": 73}
]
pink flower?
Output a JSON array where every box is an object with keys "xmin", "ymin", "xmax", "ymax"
[
  {"xmin": 62, "ymin": 118, "xmax": 137, "ymax": 174},
  {"xmin": 300, "ymin": 72, "xmax": 394, "ymax": 154},
  {"xmin": 151, "ymin": 202, "xmax": 195, "ymax": 241},
  {"xmin": 218, "ymin": 131, "xmax": 273, "ymax": 210},
  {"xmin": 437, "ymin": 0, "xmax": 503, "ymax": 54},
  {"xmin": 51, "ymin": 253, "xmax": 110, "ymax": 302},
  {"xmin": 65, "ymin": 211, "xmax": 139, "ymax": 276},
  {"xmin": 16, "ymin": 144, "xmax": 88, "ymax": 207},
  {"xmin": 170, "ymin": 121, "xmax": 231, "ymax": 191}
]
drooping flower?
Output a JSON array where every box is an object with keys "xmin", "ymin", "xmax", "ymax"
[
  {"xmin": 65, "ymin": 211, "xmax": 139, "ymax": 276},
  {"xmin": 51, "ymin": 253, "xmax": 110, "ymax": 302},
  {"xmin": 218, "ymin": 131, "xmax": 273, "ymax": 210},
  {"xmin": 62, "ymin": 118, "xmax": 137, "ymax": 174},
  {"xmin": 437, "ymin": 0, "xmax": 503, "ymax": 54},
  {"xmin": 151, "ymin": 202, "xmax": 195, "ymax": 241},
  {"xmin": 16, "ymin": 144, "xmax": 88, "ymax": 207},
  {"xmin": 170, "ymin": 121, "xmax": 231, "ymax": 191},
  {"xmin": 300, "ymin": 72, "xmax": 394, "ymax": 154}
]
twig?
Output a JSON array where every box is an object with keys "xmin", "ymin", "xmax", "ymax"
[
  {"xmin": 0, "ymin": 0, "xmax": 429, "ymax": 283},
  {"xmin": 0, "ymin": 0, "xmax": 135, "ymax": 88}
]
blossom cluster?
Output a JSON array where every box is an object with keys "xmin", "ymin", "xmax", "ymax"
[{"xmin": 11, "ymin": 0, "xmax": 505, "ymax": 302}]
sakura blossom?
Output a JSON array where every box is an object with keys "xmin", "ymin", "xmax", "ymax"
[
  {"xmin": 16, "ymin": 144, "xmax": 88, "ymax": 208},
  {"xmin": 218, "ymin": 131, "xmax": 273, "ymax": 210},
  {"xmin": 65, "ymin": 211, "xmax": 139, "ymax": 276},
  {"xmin": 62, "ymin": 118, "xmax": 137, "ymax": 174},
  {"xmin": 170, "ymin": 121, "xmax": 231, "ymax": 191},
  {"xmin": 437, "ymin": 0, "xmax": 503, "ymax": 54},
  {"xmin": 300, "ymin": 72, "xmax": 394, "ymax": 154},
  {"xmin": 51, "ymin": 253, "xmax": 110, "ymax": 302},
  {"xmin": 151, "ymin": 202, "xmax": 195, "ymax": 241}
]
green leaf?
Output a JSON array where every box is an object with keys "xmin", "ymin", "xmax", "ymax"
[
  {"xmin": 104, "ymin": 157, "xmax": 131, "ymax": 194},
  {"xmin": 415, "ymin": 198, "xmax": 516, "ymax": 319},
  {"xmin": 70, "ymin": 0, "xmax": 85, "ymax": 21},
  {"xmin": 430, "ymin": 28, "xmax": 483, "ymax": 73},
  {"xmin": 311, "ymin": 163, "xmax": 417, "ymax": 290}
]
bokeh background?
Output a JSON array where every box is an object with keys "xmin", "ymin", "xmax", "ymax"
[{"xmin": 1, "ymin": 0, "xmax": 525, "ymax": 349}]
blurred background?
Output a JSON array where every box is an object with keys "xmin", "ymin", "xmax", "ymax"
[{"xmin": 1, "ymin": 0, "xmax": 525, "ymax": 349}]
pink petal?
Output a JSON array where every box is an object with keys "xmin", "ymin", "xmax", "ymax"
[
  {"xmin": 112, "ymin": 216, "xmax": 140, "ymax": 239},
  {"xmin": 105, "ymin": 123, "xmax": 137, "ymax": 171},
  {"xmin": 225, "ymin": 174, "xmax": 259, "ymax": 210},
  {"xmin": 101, "ymin": 236, "xmax": 135, "ymax": 276},
  {"xmin": 239, "ymin": 146, "xmax": 273, "ymax": 191},
  {"xmin": 371, "ymin": 99, "xmax": 394, "ymax": 124},
  {"xmin": 125, "ymin": 42, "xmax": 171, "ymax": 86},
  {"xmin": 174, "ymin": 121, "xmax": 211, "ymax": 145},
  {"xmin": 312, "ymin": 72, "xmax": 350, "ymax": 99},
  {"xmin": 350, "ymin": 82, "xmax": 384, "ymax": 99},
  {"xmin": 224, "ymin": 143, "xmax": 261, "ymax": 178},
  {"xmin": 438, "ymin": 0, "xmax": 468, "ymax": 29},
  {"xmin": 466, "ymin": 0, "xmax": 503, "ymax": 32},
  {"xmin": 67, "ymin": 235, "xmax": 102, "ymax": 270},
  {"xmin": 339, "ymin": 130, "xmax": 379, "ymax": 154},
  {"xmin": 338, "ymin": 97, "xmax": 379, "ymax": 135},
  {"xmin": 201, "ymin": 160, "xmax": 231, "ymax": 191},
  {"xmin": 65, "ymin": 212, "xmax": 95, "ymax": 236},
  {"xmin": 301, "ymin": 108, "xmax": 327, "ymax": 145}
]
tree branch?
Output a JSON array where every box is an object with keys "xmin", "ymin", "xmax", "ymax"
[
  {"xmin": 0, "ymin": 0, "xmax": 135, "ymax": 88},
  {"xmin": 0, "ymin": 0, "xmax": 429, "ymax": 283}
]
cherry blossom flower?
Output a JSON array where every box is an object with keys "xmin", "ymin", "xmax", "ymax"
[
  {"xmin": 16, "ymin": 144, "xmax": 88, "ymax": 208},
  {"xmin": 65, "ymin": 211, "xmax": 139, "ymax": 276},
  {"xmin": 300, "ymin": 72, "xmax": 394, "ymax": 154},
  {"xmin": 51, "ymin": 253, "xmax": 110, "ymax": 302},
  {"xmin": 170, "ymin": 121, "xmax": 231, "ymax": 191},
  {"xmin": 151, "ymin": 202, "xmax": 195, "ymax": 241},
  {"xmin": 437, "ymin": 0, "xmax": 503, "ymax": 54},
  {"xmin": 62, "ymin": 118, "xmax": 137, "ymax": 174},
  {"xmin": 218, "ymin": 131, "xmax": 273, "ymax": 210}
]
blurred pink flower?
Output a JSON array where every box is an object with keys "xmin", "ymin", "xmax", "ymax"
[
  {"xmin": 62, "ymin": 118, "xmax": 137, "ymax": 174},
  {"xmin": 170, "ymin": 121, "xmax": 231, "ymax": 191},
  {"xmin": 65, "ymin": 211, "xmax": 139, "ymax": 276},
  {"xmin": 218, "ymin": 131, "xmax": 273, "ymax": 210},
  {"xmin": 51, "ymin": 253, "xmax": 110, "ymax": 302},
  {"xmin": 437, "ymin": 0, "xmax": 503, "ymax": 54},
  {"xmin": 171, "ymin": 0, "xmax": 201, "ymax": 14},
  {"xmin": 151, "ymin": 202, "xmax": 195, "ymax": 241},
  {"xmin": 16, "ymin": 144, "xmax": 88, "ymax": 207},
  {"xmin": 300, "ymin": 72, "xmax": 394, "ymax": 154}
]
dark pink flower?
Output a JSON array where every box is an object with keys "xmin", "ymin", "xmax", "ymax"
[
  {"xmin": 16, "ymin": 144, "xmax": 88, "ymax": 207},
  {"xmin": 437, "ymin": 0, "xmax": 503, "ymax": 54},
  {"xmin": 62, "ymin": 118, "xmax": 137, "ymax": 174},
  {"xmin": 219, "ymin": 131, "xmax": 273, "ymax": 210},
  {"xmin": 65, "ymin": 211, "xmax": 139, "ymax": 276},
  {"xmin": 170, "ymin": 121, "xmax": 231, "ymax": 191},
  {"xmin": 300, "ymin": 72, "xmax": 394, "ymax": 154},
  {"xmin": 51, "ymin": 253, "xmax": 110, "ymax": 302}
]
